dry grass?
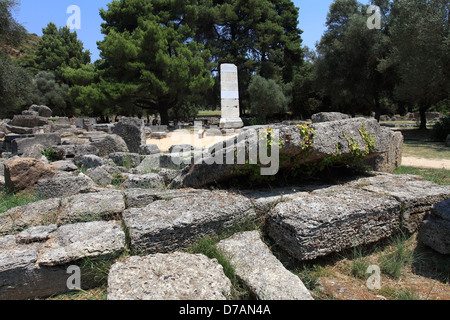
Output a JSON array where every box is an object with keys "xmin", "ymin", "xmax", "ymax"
[{"xmin": 287, "ymin": 233, "xmax": 450, "ymax": 300}]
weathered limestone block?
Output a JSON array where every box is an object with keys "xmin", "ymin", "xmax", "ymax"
[
  {"xmin": 133, "ymin": 154, "xmax": 161, "ymax": 173},
  {"xmin": 311, "ymin": 112, "xmax": 351, "ymax": 123},
  {"xmin": 11, "ymin": 115, "xmax": 49, "ymax": 128},
  {"xmin": 73, "ymin": 154, "xmax": 111, "ymax": 169},
  {"xmin": 0, "ymin": 198, "xmax": 62, "ymax": 236},
  {"xmin": 139, "ymin": 144, "xmax": 160, "ymax": 155},
  {"xmin": 107, "ymin": 252, "xmax": 232, "ymax": 300},
  {"xmin": 121, "ymin": 173, "xmax": 165, "ymax": 190},
  {"xmin": 86, "ymin": 166, "xmax": 113, "ymax": 185},
  {"xmin": 266, "ymin": 185, "xmax": 402, "ymax": 261},
  {"xmin": 0, "ymin": 190, "xmax": 126, "ymax": 235},
  {"xmin": 90, "ymin": 134, "xmax": 129, "ymax": 157},
  {"xmin": 109, "ymin": 152, "xmax": 141, "ymax": 168},
  {"xmin": 241, "ymin": 186, "xmax": 326, "ymax": 214},
  {"xmin": 0, "ymin": 221, "xmax": 125, "ymax": 300},
  {"xmin": 57, "ymin": 190, "xmax": 126, "ymax": 224},
  {"xmin": 29, "ymin": 105, "xmax": 52, "ymax": 118},
  {"xmin": 217, "ymin": 231, "xmax": 314, "ymax": 300},
  {"xmin": 11, "ymin": 133, "xmax": 61, "ymax": 156},
  {"xmin": 38, "ymin": 221, "xmax": 125, "ymax": 266},
  {"xmin": 4, "ymin": 158, "xmax": 57, "ymax": 192},
  {"xmin": 419, "ymin": 199, "xmax": 450, "ymax": 255},
  {"xmin": 4, "ymin": 124, "xmax": 33, "ymax": 134},
  {"xmin": 349, "ymin": 173, "xmax": 450, "ymax": 233},
  {"xmin": 174, "ymin": 118, "xmax": 402, "ymax": 188},
  {"xmin": 364, "ymin": 129, "xmax": 403, "ymax": 173},
  {"xmin": 123, "ymin": 190, "xmax": 256, "ymax": 254},
  {"xmin": 34, "ymin": 172, "xmax": 98, "ymax": 199},
  {"xmin": 52, "ymin": 160, "xmax": 78, "ymax": 172},
  {"xmin": 112, "ymin": 117, "xmax": 146, "ymax": 153},
  {"xmin": 123, "ymin": 188, "xmax": 203, "ymax": 209}
]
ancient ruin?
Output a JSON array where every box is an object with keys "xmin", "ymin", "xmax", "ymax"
[{"xmin": 0, "ymin": 105, "xmax": 448, "ymax": 300}]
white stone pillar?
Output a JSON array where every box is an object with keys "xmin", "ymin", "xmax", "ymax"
[{"xmin": 220, "ymin": 64, "xmax": 244, "ymax": 129}]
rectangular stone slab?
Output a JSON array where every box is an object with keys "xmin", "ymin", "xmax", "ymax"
[
  {"xmin": 217, "ymin": 231, "xmax": 313, "ymax": 300},
  {"xmin": 348, "ymin": 174, "xmax": 450, "ymax": 233},
  {"xmin": 0, "ymin": 221, "xmax": 125, "ymax": 300},
  {"xmin": 123, "ymin": 190, "xmax": 256, "ymax": 254},
  {"xmin": 266, "ymin": 185, "xmax": 402, "ymax": 261}
]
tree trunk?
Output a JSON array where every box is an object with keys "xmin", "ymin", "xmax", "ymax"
[
  {"xmin": 159, "ymin": 107, "xmax": 169, "ymax": 126},
  {"xmin": 374, "ymin": 95, "xmax": 381, "ymax": 122},
  {"xmin": 419, "ymin": 106, "xmax": 427, "ymax": 130}
]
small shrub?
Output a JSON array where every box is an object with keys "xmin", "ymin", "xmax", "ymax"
[
  {"xmin": 431, "ymin": 114, "xmax": 450, "ymax": 142},
  {"xmin": 41, "ymin": 147, "xmax": 59, "ymax": 162},
  {"xmin": 110, "ymin": 173, "xmax": 126, "ymax": 186}
]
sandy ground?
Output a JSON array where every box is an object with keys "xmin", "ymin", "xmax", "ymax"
[
  {"xmin": 146, "ymin": 131, "xmax": 237, "ymax": 152},
  {"xmin": 402, "ymin": 157, "xmax": 450, "ymax": 170}
]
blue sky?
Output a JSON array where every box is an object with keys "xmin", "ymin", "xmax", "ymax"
[{"xmin": 13, "ymin": 0, "xmax": 371, "ymax": 62}]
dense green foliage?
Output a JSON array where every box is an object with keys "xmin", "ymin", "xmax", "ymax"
[
  {"xmin": 431, "ymin": 114, "xmax": 450, "ymax": 142},
  {"xmin": 0, "ymin": 0, "xmax": 448, "ymax": 124},
  {"xmin": 31, "ymin": 71, "xmax": 71, "ymax": 116},
  {"xmin": 306, "ymin": 0, "xmax": 449, "ymax": 126},
  {"xmin": 0, "ymin": 0, "xmax": 26, "ymax": 49},
  {"xmin": 0, "ymin": 56, "xmax": 34, "ymax": 117},
  {"xmin": 64, "ymin": 0, "xmax": 304, "ymax": 123},
  {"xmin": 382, "ymin": 0, "xmax": 449, "ymax": 129},
  {"xmin": 248, "ymin": 75, "xmax": 289, "ymax": 121},
  {"xmin": 33, "ymin": 22, "xmax": 91, "ymax": 81}
]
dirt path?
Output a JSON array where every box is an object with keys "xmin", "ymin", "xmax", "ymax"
[{"xmin": 402, "ymin": 157, "xmax": 450, "ymax": 170}]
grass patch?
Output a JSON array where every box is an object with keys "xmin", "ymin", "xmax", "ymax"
[
  {"xmin": 350, "ymin": 246, "xmax": 371, "ymax": 280},
  {"xmin": 0, "ymin": 191, "xmax": 41, "ymax": 214},
  {"xmin": 46, "ymin": 286, "xmax": 108, "ymax": 301},
  {"xmin": 380, "ymin": 232, "xmax": 420, "ymax": 279},
  {"xmin": 391, "ymin": 287, "xmax": 423, "ymax": 300},
  {"xmin": 197, "ymin": 110, "xmax": 221, "ymax": 117},
  {"xmin": 403, "ymin": 140, "xmax": 450, "ymax": 160},
  {"xmin": 394, "ymin": 166, "xmax": 450, "ymax": 185}
]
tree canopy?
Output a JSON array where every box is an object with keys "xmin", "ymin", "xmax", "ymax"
[
  {"xmin": 2, "ymin": 0, "xmax": 448, "ymax": 125},
  {"xmin": 33, "ymin": 22, "xmax": 91, "ymax": 80},
  {"xmin": 379, "ymin": 0, "xmax": 449, "ymax": 128},
  {"xmin": 0, "ymin": 0, "xmax": 27, "ymax": 51}
]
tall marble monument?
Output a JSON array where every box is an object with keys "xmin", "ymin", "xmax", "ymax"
[{"xmin": 220, "ymin": 64, "xmax": 244, "ymax": 129}]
